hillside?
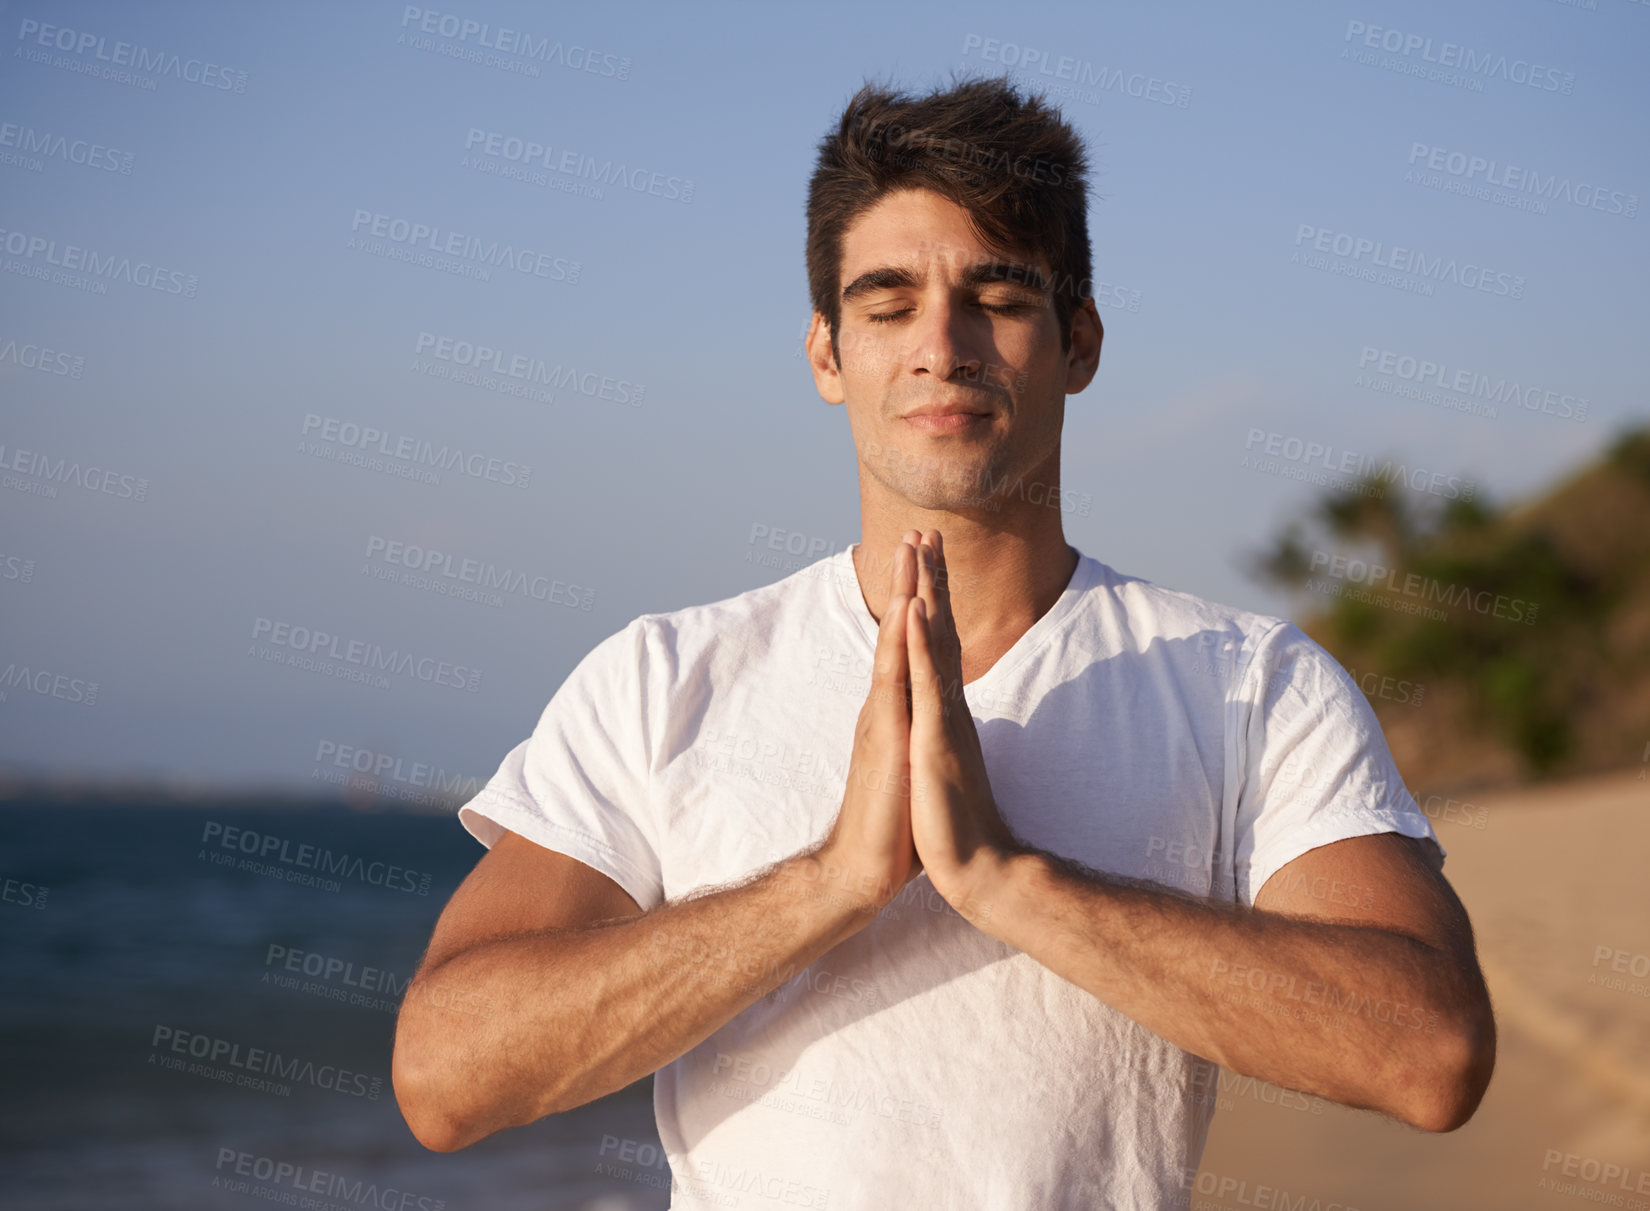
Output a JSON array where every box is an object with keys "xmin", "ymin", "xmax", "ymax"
[{"xmin": 1248, "ymin": 427, "xmax": 1650, "ymax": 795}]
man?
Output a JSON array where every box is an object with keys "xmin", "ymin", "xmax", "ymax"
[{"xmin": 393, "ymin": 76, "xmax": 1495, "ymax": 1207}]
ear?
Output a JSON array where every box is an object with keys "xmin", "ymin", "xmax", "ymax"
[
  {"xmin": 806, "ymin": 311, "xmax": 847, "ymax": 405},
  {"xmin": 1064, "ymin": 298, "xmax": 1103, "ymax": 395}
]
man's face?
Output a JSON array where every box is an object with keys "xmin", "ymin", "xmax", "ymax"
[{"xmin": 806, "ymin": 187, "xmax": 1100, "ymax": 513}]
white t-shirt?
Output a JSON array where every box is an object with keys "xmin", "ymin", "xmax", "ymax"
[{"xmin": 458, "ymin": 544, "xmax": 1439, "ymax": 1209}]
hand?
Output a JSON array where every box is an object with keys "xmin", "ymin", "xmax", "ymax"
[
  {"xmin": 816, "ymin": 541, "xmax": 923, "ymax": 915},
  {"xmin": 903, "ymin": 530, "xmax": 1021, "ymax": 913}
]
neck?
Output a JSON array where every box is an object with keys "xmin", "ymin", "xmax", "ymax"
[{"xmin": 851, "ymin": 472, "xmax": 1080, "ymax": 685}]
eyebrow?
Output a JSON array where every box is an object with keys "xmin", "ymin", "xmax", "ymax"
[{"xmin": 840, "ymin": 259, "xmax": 1049, "ymax": 304}]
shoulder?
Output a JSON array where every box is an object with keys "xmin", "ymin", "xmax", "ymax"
[
  {"xmin": 534, "ymin": 556, "xmax": 846, "ymax": 752},
  {"xmin": 1081, "ymin": 554, "xmax": 1293, "ymax": 657},
  {"xmin": 1073, "ymin": 555, "xmax": 1363, "ymax": 709},
  {"xmin": 598, "ymin": 552, "xmax": 849, "ymax": 679}
]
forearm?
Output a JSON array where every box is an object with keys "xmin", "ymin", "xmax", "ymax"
[
  {"xmin": 393, "ymin": 847, "xmax": 874, "ymax": 1150},
  {"xmin": 978, "ymin": 849, "xmax": 1488, "ymax": 1129}
]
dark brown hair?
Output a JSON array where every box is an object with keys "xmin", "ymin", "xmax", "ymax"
[{"xmin": 806, "ymin": 72, "xmax": 1092, "ymax": 362}]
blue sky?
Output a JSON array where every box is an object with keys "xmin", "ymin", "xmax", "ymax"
[{"xmin": 2, "ymin": 0, "xmax": 1645, "ymax": 790}]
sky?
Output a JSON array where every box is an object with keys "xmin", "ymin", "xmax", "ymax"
[{"xmin": 2, "ymin": 0, "xmax": 1645, "ymax": 793}]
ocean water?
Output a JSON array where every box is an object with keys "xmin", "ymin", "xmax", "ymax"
[{"xmin": 0, "ymin": 798, "xmax": 669, "ymax": 1210}]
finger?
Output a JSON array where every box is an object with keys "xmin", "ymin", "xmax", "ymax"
[
  {"xmin": 902, "ymin": 529, "xmax": 923, "ymax": 607},
  {"xmin": 869, "ymin": 581, "xmax": 912, "ymax": 728},
  {"xmin": 918, "ymin": 532, "xmax": 962, "ymax": 700},
  {"xmin": 905, "ymin": 596, "xmax": 946, "ymax": 727},
  {"xmin": 900, "ymin": 528, "xmax": 922, "ymax": 585},
  {"xmin": 914, "ymin": 536, "xmax": 941, "ymax": 637},
  {"xmin": 929, "ymin": 529, "xmax": 958, "ymax": 651},
  {"xmin": 891, "ymin": 538, "xmax": 918, "ymax": 607}
]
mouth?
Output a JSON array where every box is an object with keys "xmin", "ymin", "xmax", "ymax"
[{"xmin": 901, "ymin": 406, "xmax": 993, "ymax": 436}]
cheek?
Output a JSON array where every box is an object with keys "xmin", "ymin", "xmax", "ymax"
[
  {"xmin": 1005, "ymin": 356, "xmax": 1056, "ymax": 404},
  {"xmin": 843, "ymin": 327, "xmax": 904, "ymax": 376},
  {"xmin": 1003, "ymin": 333, "xmax": 1055, "ymax": 387}
]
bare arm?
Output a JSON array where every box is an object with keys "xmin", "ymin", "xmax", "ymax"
[
  {"xmin": 971, "ymin": 831, "xmax": 1496, "ymax": 1132},
  {"xmin": 392, "ymin": 833, "xmax": 878, "ymax": 1151},
  {"xmin": 895, "ymin": 529, "xmax": 1495, "ymax": 1132},
  {"xmin": 393, "ymin": 572, "xmax": 924, "ymax": 1153}
]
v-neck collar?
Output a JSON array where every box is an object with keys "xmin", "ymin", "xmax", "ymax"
[{"xmin": 829, "ymin": 541, "xmax": 1095, "ymax": 696}]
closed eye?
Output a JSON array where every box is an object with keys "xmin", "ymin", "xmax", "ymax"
[{"xmin": 865, "ymin": 303, "xmax": 1029, "ymax": 325}]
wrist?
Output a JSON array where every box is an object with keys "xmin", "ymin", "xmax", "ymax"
[
  {"xmin": 784, "ymin": 844, "xmax": 898, "ymax": 923},
  {"xmin": 940, "ymin": 843, "xmax": 1032, "ymax": 932}
]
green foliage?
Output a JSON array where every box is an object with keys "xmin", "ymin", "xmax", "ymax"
[
  {"xmin": 1607, "ymin": 427, "xmax": 1650, "ymax": 485},
  {"xmin": 1245, "ymin": 430, "xmax": 1649, "ymax": 779}
]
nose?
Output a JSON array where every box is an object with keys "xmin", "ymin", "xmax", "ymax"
[{"xmin": 908, "ymin": 297, "xmax": 985, "ymax": 383}]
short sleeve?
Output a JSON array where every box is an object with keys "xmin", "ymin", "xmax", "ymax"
[
  {"xmin": 1231, "ymin": 620, "xmax": 1441, "ymax": 906},
  {"xmin": 457, "ymin": 617, "xmax": 665, "ymax": 912}
]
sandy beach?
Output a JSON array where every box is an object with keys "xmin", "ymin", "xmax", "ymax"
[{"xmin": 1196, "ymin": 766, "xmax": 1650, "ymax": 1210}]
